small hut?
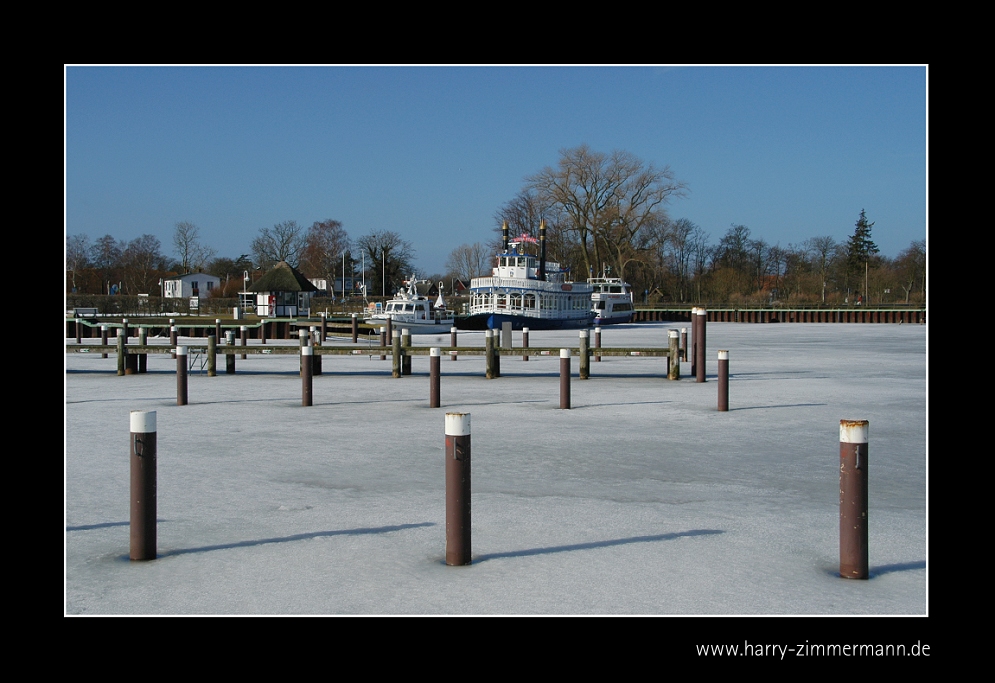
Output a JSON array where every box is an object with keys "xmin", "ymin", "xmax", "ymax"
[{"xmin": 249, "ymin": 261, "xmax": 318, "ymax": 317}]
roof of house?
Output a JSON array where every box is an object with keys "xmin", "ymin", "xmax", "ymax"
[
  {"xmin": 249, "ymin": 261, "xmax": 318, "ymax": 293},
  {"xmin": 165, "ymin": 272, "xmax": 219, "ymax": 283}
]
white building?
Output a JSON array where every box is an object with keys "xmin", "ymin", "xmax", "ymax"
[{"xmin": 163, "ymin": 272, "xmax": 221, "ymax": 298}]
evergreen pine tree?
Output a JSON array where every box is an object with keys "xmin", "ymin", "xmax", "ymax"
[{"xmin": 846, "ymin": 209, "xmax": 879, "ymax": 301}]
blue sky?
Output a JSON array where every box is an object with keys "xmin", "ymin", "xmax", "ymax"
[{"xmin": 65, "ymin": 65, "xmax": 927, "ymax": 276}]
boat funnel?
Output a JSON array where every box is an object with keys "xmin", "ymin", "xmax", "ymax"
[
  {"xmin": 502, "ymin": 221, "xmax": 509, "ymax": 252},
  {"xmin": 538, "ymin": 219, "xmax": 547, "ymax": 281}
]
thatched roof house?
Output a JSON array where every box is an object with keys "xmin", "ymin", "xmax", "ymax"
[{"xmin": 249, "ymin": 261, "xmax": 318, "ymax": 317}]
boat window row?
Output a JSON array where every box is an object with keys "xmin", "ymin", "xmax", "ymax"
[{"xmin": 471, "ymin": 292, "xmax": 588, "ymax": 312}]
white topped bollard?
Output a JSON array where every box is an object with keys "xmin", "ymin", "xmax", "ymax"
[
  {"xmin": 130, "ymin": 410, "xmax": 157, "ymax": 561},
  {"xmin": 445, "ymin": 412, "xmax": 471, "ymax": 566},
  {"xmin": 430, "ymin": 347, "xmax": 441, "ymax": 408},
  {"xmin": 839, "ymin": 420, "xmax": 869, "ymax": 579},
  {"xmin": 176, "ymin": 346, "xmax": 188, "ymax": 405},
  {"xmin": 450, "ymin": 326, "xmax": 458, "ymax": 361},
  {"xmin": 560, "ymin": 348, "xmax": 571, "ymax": 409},
  {"xmin": 717, "ymin": 350, "xmax": 729, "ymax": 410}
]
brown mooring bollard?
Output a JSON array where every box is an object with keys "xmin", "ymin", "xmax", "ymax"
[
  {"xmin": 579, "ymin": 330, "xmax": 590, "ymax": 379},
  {"xmin": 170, "ymin": 326, "xmax": 177, "ymax": 359},
  {"xmin": 594, "ymin": 326, "xmax": 601, "ymax": 362},
  {"xmin": 117, "ymin": 329, "xmax": 126, "ymax": 376},
  {"xmin": 680, "ymin": 328, "xmax": 688, "ymax": 361},
  {"xmin": 75, "ymin": 313, "xmax": 82, "ymax": 344},
  {"xmin": 302, "ymin": 346, "xmax": 313, "ymax": 406},
  {"xmin": 176, "ymin": 346, "xmax": 188, "ymax": 405},
  {"xmin": 450, "ymin": 327, "xmax": 458, "ymax": 361},
  {"xmin": 522, "ymin": 326, "xmax": 529, "ymax": 361},
  {"xmin": 445, "ymin": 412, "xmax": 471, "ymax": 566},
  {"xmin": 839, "ymin": 420, "xmax": 869, "ymax": 579},
  {"xmin": 430, "ymin": 347, "xmax": 441, "ymax": 407},
  {"xmin": 717, "ymin": 350, "xmax": 729, "ymax": 411},
  {"xmin": 695, "ymin": 307, "xmax": 707, "ymax": 383},
  {"xmin": 101, "ymin": 325, "xmax": 109, "ymax": 358},
  {"xmin": 137, "ymin": 327, "xmax": 148, "ymax": 374},
  {"xmin": 560, "ymin": 348, "xmax": 571, "ymax": 409},
  {"xmin": 215, "ymin": 319, "xmax": 222, "ymax": 343},
  {"xmin": 690, "ymin": 307, "xmax": 698, "ymax": 377},
  {"xmin": 392, "ymin": 330, "xmax": 402, "ymax": 378},
  {"xmin": 485, "ymin": 329, "xmax": 495, "ymax": 379},
  {"xmin": 668, "ymin": 330, "xmax": 680, "ymax": 380},
  {"xmin": 352, "ymin": 313, "xmax": 359, "ymax": 343},
  {"xmin": 207, "ymin": 335, "xmax": 217, "ymax": 377},
  {"xmin": 401, "ymin": 328, "xmax": 412, "ymax": 376},
  {"xmin": 241, "ymin": 325, "xmax": 247, "ymax": 360},
  {"xmin": 130, "ymin": 410, "xmax": 157, "ymax": 561},
  {"xmin": 380, "ymin": 329, "xmax": 387, "ymax": 361}
]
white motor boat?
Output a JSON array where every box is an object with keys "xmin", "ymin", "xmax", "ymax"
[{"xmin": 364, "ymin": 278, "xmax": 455, "ymax": 334}]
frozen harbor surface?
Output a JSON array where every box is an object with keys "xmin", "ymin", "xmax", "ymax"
[{"xmin": 65, "ymin": 322, "xmax": 927, "ymax": 616}]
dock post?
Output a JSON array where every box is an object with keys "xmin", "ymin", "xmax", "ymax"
[
  {"xmin": 695, "ymin": 307, "xmax": 707, "ymax": 383},
  {"xmin": 129, "ymin": 410, "xmax": 157, "ymax": 561},
  {"xmin": 215, "ymin": 319, "xmax": 221, "ymax": 344},
  {"xmin": 501, "ymin": 321, "xmax": 512, "ymax": 349},
  {"xmin": 839, "ymin": 420, "xmax": 869, "ymax": 579},
  {"xmin": 207, "ymin": 335, "xmax": 217, "ymax": 377},
  {"xmin": 668, "ymin": 329, "xmax": 680, "ymax": 380},
  {"xmin": 301, "ymin": 346, "xmax": 313, "ymax": 406},
  {"xmin": 485, "ymin": 329, "xmax": 495, "ymax": 379},
  {"xmin": 137, "ymin": 326, "xmax": 147, "ymax": 373},
  {"xmin": 101, "ymin": 325, "xmax": 109, "ymax": 358},
  {"xmin": 225, "ymin": 337, "xmax": 235, "ymax": 375},
  {"xmin": 176, "ymin": 346, "xmax": 188, "ymax": 406},
  {"xmin": 579, "ymin": 330, "xmax": 590, "ymax": 379},
  {"xmin": 493, "ymin": 329, "xmax": 501, "ymax": 377},
  {"xmin": 241, "ymin": 325, "xmax": 247, "ymax": 360},
  {"xmin": 380, "ymin": 329, "xmax": 387, "ymax": 361},
  {"xmin": 522, "ymin": 327, "xmax": 529, "ymax": 361},
  {"xmin": 450, "ymin": 326, "xmax": 458, "ymax": 361},
  {"xmin": 560, "ymin": 348, "xmax": 571, "ymax": 409},
  {"xmin": 320, "ymin": 313, "xmax": 327, "ymax": 344},
  {"xmin": 594, "ymin": 326, "xmax": 601, "ymax": 362},
  {"xmin": 430, "ymin": 347, "xmax": 441, "ymax": 408},
  {"xmin": 311, "ymin": 326, "xmax": 322, "ymax": 376},
  {"xmin": 401, "ymin": 328, "xmax": 412, "ymax": 376},
  {"xmin": 260, "ymin": 320, "xmax": 267, "ymax": 345},
  {"xmin": 392, "ymin": 329, "xmax": 402, "ymax": 378},
  {"xmin": 351, "ymin": 313, "xmax": 358, "ymax": 343},
  {"xmin": 690, "ymin": 308, "xmax": 697, "ymax": 377},
  {"xmin": 681, "ymin": 327, "xmax": 688, "ymax": 361},
  {"xmin": 122, "ymin": 318, "xmax": 130, "ymax": 340},
  {"xmin": 445, "ymin": 412, "xmax": 471, "ymax": 566},
  {"xmin": 170, "ymin": 326, "xmax": 177, "ymax": 359},
  {"xmin": 298, "ymin": 329, "xmax": 308, "ymax": 376},
  {"xmin": 75, "ymin": 313, "xmax": 82, "ymax": 344},
  {"xmin": 117, "ymin": 329, "xmax": 126, "ymax": 376},
  {"xmin": 717, "ymin": 350, "xmax": 729, "ymax": 410}
]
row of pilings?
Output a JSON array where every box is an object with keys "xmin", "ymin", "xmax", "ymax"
[{"xmin": 632, "ymin": 308, "xmax": 925, "ymax": 324}]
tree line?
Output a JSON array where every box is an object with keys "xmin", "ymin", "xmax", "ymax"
[
  {"xmin": 66, "ymin": 220, "xmax": 419, "ymax": 300},
  {"xmin": 445, "ymin": 145, "xmax": 925, "ymax": 307}
]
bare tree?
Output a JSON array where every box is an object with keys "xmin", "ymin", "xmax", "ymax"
[
  {"xmin": 895, "ymin": 239, "xmax": 926, "ymax": 303},
  {"xmin": 445, "ymin": 242, "xmax": 489, "ymax": 284},
  {"xmin": 66, "ymin": 233, "xmax": 90, "ymax": 291},
  {"xmin": 805, "ymin": 236, "xmax": 839, "ymax": 303},
  {"xmin": 173, "ymin": 221, "xmax": 215, "ymax": 273},
  {"xmin": 299, "ymin": 219, "xmax": 351, "ymax": 284},
  {"xmin": 251, "ymin": 220, "xmax": 307, "ymax": 269},
  {"xmin": 355, "ymin": 230, "xmax": 415, "ymax": 296},
  {"xmin": 122, "ymin": 234, "xmax": 167, "ymax": 294},
  {"xmin": 525, "ymin": 144, "xmax": 688, "ymax": 278}
]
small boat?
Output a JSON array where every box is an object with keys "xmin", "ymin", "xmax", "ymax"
[
  {"xmin": 589, "ymin": 276, "xmax": 634, "ymax": 325},
  {"xmin": 462, "ymin": 220, "xmax": 594, "ymax": 330},
  {"xmin": 364, "ymin": 278, "xmax": 455, "ymax": 334}
]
